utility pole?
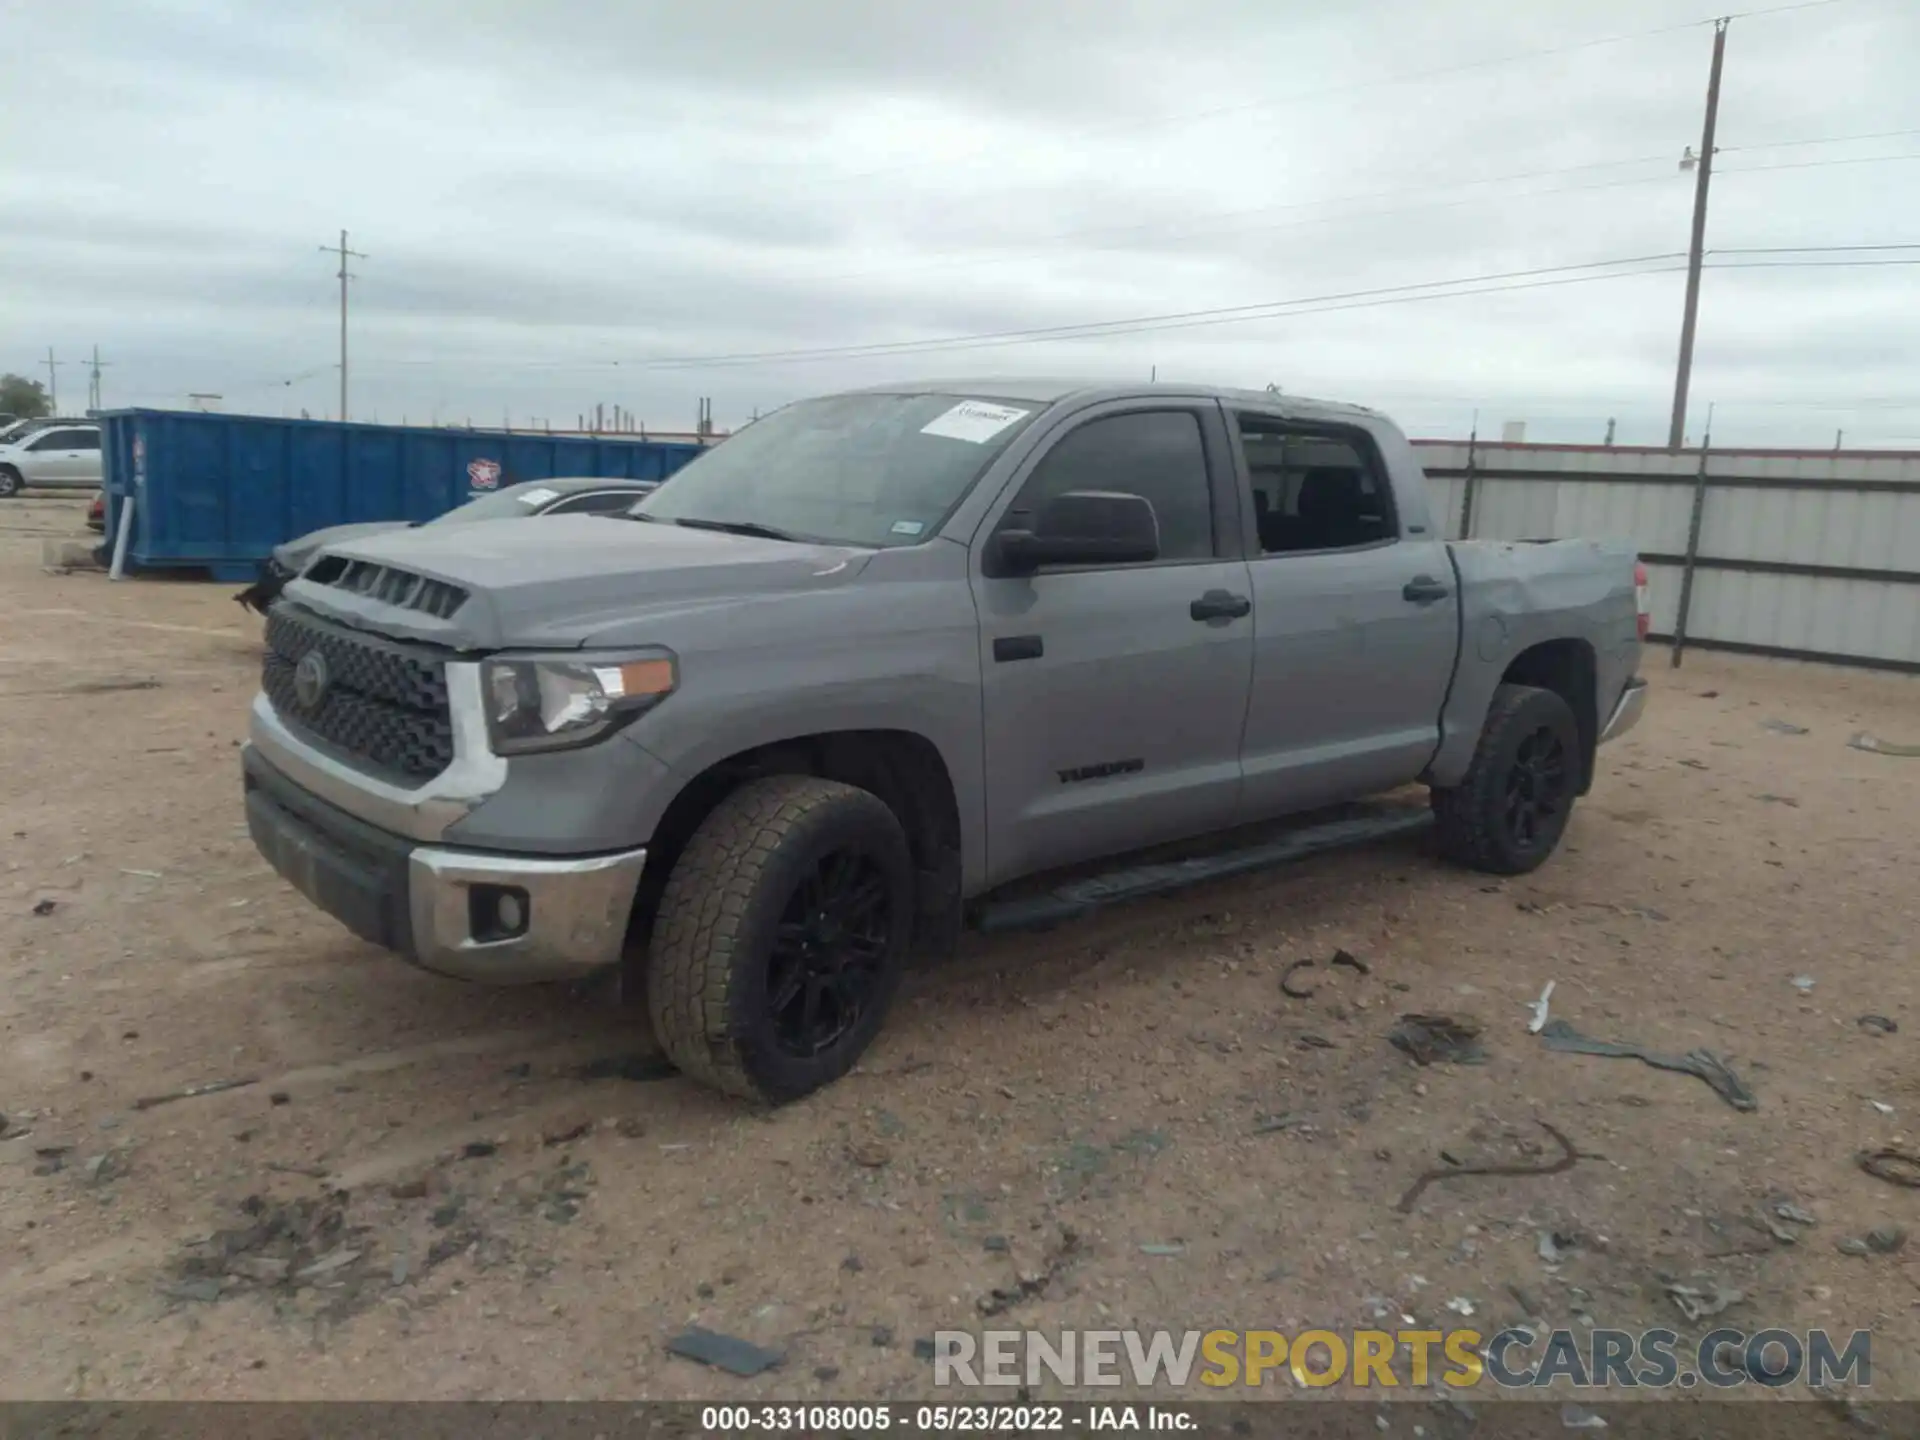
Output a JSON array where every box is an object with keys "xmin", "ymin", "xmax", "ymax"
[
  {"xmin": 1668, "ymin": 18, "xmax": 1728, "ymax": 451},
  {"xmin": 320, "ymin": 230, "xmax": 368, "ymax": 423},
  {"xmin": 87, "ymin": 345, "xmax": 111, "ymax": 412},
  {"xmin": 43, "ymin": 348, "xmax": 62, "ymax": 415}
]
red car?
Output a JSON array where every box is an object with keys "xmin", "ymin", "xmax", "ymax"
[{"xmin": 86, "ymin": 492, "xmax": 105, "ymax": 531}]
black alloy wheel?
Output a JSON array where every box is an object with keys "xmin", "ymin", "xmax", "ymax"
[{"xmin": 767, "ymin": 847, "xmax": 894, "ymax": 1057}]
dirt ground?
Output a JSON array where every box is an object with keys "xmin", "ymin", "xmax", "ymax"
[{"xmin": 3, "ymin": 492, "xmax": 1918, "ymax": 1408}]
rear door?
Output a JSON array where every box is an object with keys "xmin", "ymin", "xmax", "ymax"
[
  {"xmin": 1229, "ymin": 408, "xmax": 1460, "ymax": 819},
  {"xmin": 21, "ymin": 428, "xmax": 95, "ymax": 485},
  {"xmin": 971, "ymin": 402, "xmax": 1255, "ymax": 885}
]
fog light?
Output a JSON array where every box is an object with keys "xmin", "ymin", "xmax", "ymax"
[
  {"xmin": 496, "ymin": 891, "xmax": 526, "ymax": 933},
  {"xmin": 469, "ymin": 885, "xmax": 530, "ymax": 943}
]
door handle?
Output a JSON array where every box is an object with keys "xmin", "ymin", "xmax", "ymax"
[
  {"xmin": 1402, "ymin": 576, "xmax": 1451, "ymax": 604},
  {"xmin": 1190, "ymin": 590, "xmax": 1252, "ymax": 622}
]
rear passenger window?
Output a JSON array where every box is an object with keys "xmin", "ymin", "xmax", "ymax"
[
  {"xmin": 1002, "ymin": 410, "xmax": 1214, "ymax": 562},
  {"xmin": 1236, "ymin": 415, "xmax": 1395, "ymax": 554}
]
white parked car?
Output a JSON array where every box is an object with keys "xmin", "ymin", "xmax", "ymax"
[{"xmin": 0, "ymin": 423, "xmax": 104, "ymax": 496}]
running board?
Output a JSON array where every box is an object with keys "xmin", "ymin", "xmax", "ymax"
[{"xmin": 971, "ymin": 803, "xmax": 1434, "ymax": 935}]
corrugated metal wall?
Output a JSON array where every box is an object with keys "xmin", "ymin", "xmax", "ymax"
[{"xmin": 1413, "ymin": 440, "xmax": 1920, "ymax": 673}]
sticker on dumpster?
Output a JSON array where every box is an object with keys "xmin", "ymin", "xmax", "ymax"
[
  {"xmin": 920, "ymin": 401, "xmax": 1030, "ymax": 445},
  {"xmin": 132, "ymin": 434, "xmax": 146, "ymax": 484},
  {"xmin": 467, "ymin": 458, "xmax": 502, "ymax": 490}
]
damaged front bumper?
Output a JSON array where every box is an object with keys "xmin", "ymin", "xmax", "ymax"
[
  {"xmin": 1600, "ymin": 676, "xmax": 1648, "ymax": 744},
  {"xmin": 242, "ymin": 746, "xmax": 645, "ymax": 985}
]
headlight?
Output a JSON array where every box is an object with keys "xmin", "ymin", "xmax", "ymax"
[{"xmin": 482, "ymin": 649, "xmax": 677, "ymax": 755}]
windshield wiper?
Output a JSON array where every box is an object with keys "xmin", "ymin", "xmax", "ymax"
[{"xmin": 663, "ymin": 517, "xmax": 804, "ymax": 543}]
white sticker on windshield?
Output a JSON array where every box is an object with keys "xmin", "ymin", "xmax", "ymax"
[
  {"xmin": 517, "ymin": 487, "xmax": 560, "ymax": 507},
  {"xmin": 920, "ymin": 400, "xmax": 1031, "ymax": 445},
  {"xmin": 890, "ymin": 519, "xmax": 926, "ymax": 536}
]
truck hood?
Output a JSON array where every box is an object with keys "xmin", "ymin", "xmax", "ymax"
[
  {"xmin": 274, "ymin": 520, "xmax": 412, "ymax": 570},
  {"xmin": 282, "ymin": 515, "xmax": 878, "ymax": 649}
]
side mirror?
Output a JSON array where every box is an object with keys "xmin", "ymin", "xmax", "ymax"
[{"xmin": 992, "ymin": 490, "xmax": 1160, "ymax": 576}]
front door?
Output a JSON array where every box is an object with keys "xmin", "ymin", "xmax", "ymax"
[
  {"xmin": 1229, "ymin": 411, "xmax": 1461, "ymax": 818},
  {"xmin": 972, "ymin": 403, "xmax": 1255, "ymax": 886}
]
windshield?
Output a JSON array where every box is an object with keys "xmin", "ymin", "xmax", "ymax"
[
  {"xmin": 632, "ymin": 392, "xmax": 1043, "ymax": 547},
  {"xmin": 432, "ymin": 483, "xmax": 568, "ymax": 524}
]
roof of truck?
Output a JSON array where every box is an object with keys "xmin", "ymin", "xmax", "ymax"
[{"xmin": 848, "ymin": 377, "xmax": 1383, "ymax": 420}]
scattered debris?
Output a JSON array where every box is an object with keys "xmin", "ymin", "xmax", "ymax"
[
  {"xmin": 1755, "ymin": 794, "xmax": 1800, "ymax": 807},
  {"xmin": 979, "ymin": 1230, "xmax": 1082, "ymax": 1317},
  {"xmin": 1446, "ymin": 1296, "xmax": 1476, "ymax": 1317},
  {"xmin": 1678, "ymin": 758, "xmax": 1708, "ymax": 771},
  {"xmin": 119, "ymin": 867, "xmax": 164, "ymax": 879},
  {"xmin": 1389, "ymin": 1014, "xmax": 1486, "ymax": 1067},
  {"xmin": 1791, "ymin": 976, "xmax": 1816, "ymax": 994},
  {"xmin": 81, "ymin": 1151, "xmax": 128, "ymax": 1186},
  {"xmin": 1697, "ymin": 690, "xmax": 1720, "ymax": 699},
  {"xmin": 64, "ymin": 677, "xmax": 162, "ymax": 695},
  {"xmin": 33, "ymin": 1145, "xmax": 71, "ymax": 1176},
  {"xmin": 1868, "ymin": 1225, "xmax": 1907, "ymax": 1254},
  {"xmin": 1538, "ymin": 1231, "xmax": 1578, "ymax": 1264},
  {"xmin": 849, "ymin": 1141, "xmax": 892, "ymax": 1169},
  {"xmin": 460, "ymin": 1141, "xmax": 497, "ymax": 1160},
  {"xmin": 295, "ymin": 1247, "xmax": 362, "ymax": 1282},
  {"xmin": 872, "ymin": 1326, "xmax": 895, "ymax": 1348},
  {"xmin": 1760, "ymin": 718, "xmax": 1809, "ymax": 736},
  {"xmin": 912, "ymin": 1338, "xmax": 937, "ymax": 1362},
  {"xmin": 1771, "ymin": 1199, "xmax": 1817, "ymax": 1227},
  {"xmin": 263, "ymin": 1161, "xmax": 328, "ymax": 1179},
  {"xmin": 1538, "ymin": 1019, "xmax": 1757, "ymax": 1112},
  {"xmin": 1396, "ymin": 1121, "xmax": 1578, "ymax": 1214},
  {"xmin": 1279, "ymin": 959, "xmax": 1317, "ymax": 999},
  {"xmin": 665, "ymin": 1326, "xmax": 783, "ymax": 1378},
  {"xmin": 1837, "ymin": 1238, "xmax": 1872, "ymax": 1258},
  {"xmin": 1561, "ymin": 1404, "xmax": 1609, "ymax": 1430},
  {"xmin": 1858, "ymin": 1015, "xmax": 1899, "ymax": 1036},
  {"xmin": 1847, "ymin": 733, "xmax": 1920, "ymax": 758},
  {"xmin": 1330, "ymin": 948, "xmax": 1369, "ymax": 975},
  {"xmin": 1666, "ymin": 1279, "xmax": 1743, "ymax": 1322},
  {"xmin": 1870, "ymin": 1101, "xmax": 1895, "ymax": 1116},
  {"xmin": 269, "ymin": 1092, "xmax": 291, "ymax": 1106},
  {"xmin": 541, "ymin": 1120, "xmax": 593, "ymax": 1148},
  {"xmin": 1296, "ymin": 1034, "xmax": 1336, "ymax": 1051},
  {"xmin": 614, "ymin": 1117, "xmax": 648, "ymax": 1139},
  {"xmin": 1528, "ymin": 981, "xmax": 1556, "ymax": 1035},
  {"xmin": 167, "ymin": 1192, "xmax": 374, "ymax": 1310},
  {"xmin": 814, "ymin": 1366, "xmax": 840, "ymax": 1383},
  {"xmin": 31, "ymin": 898, "xmax": 56, "ymax": 916},
  {"xmin": 1139, "ymin": 1243, "xmax": 1185, "ymax": 1258},
  {"xmin": 1252, "ymin": 1113, "xmax": 1308, "ymax": 1136},
  {"xmin": 132, "ymin": 1076, "xmax": 259, "ymax": 1111}
]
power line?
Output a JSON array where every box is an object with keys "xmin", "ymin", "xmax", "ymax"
[
  {"xmin": 601, "ymin": 255, "xmax": 1689, "ymax": 372},
  {"xmin": 1719, "ymin": 151, "xmax": 1920, "ymax": 175},
  {"xmin": 1721, "ymin": 125, "xmax": 1920, "ymax": 154}
]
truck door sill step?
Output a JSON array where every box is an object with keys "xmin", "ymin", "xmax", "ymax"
[{"xmin": 971, "ymin": 801, "xmax": 1433, "ymax": 935}]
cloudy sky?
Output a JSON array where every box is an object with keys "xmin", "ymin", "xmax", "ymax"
[{"xmin": 4, "ymin": 0, "xmax": 1917, "ymax": 445}]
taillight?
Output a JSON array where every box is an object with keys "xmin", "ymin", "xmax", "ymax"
[{"xmin": 1634, "ymin": 560, "xmax": 1652, "ymax": 640}]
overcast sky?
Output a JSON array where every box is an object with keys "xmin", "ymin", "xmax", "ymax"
[{"xmin": 4, "ymin": 0, "xmax": 1917, "ymax": 444}]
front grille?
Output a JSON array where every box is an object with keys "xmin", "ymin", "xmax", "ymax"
[
  {"xmin": 304, "ymin": 554, "xmax": 469, "ymax": 620},
  {"xmin": 263, "ymin": 606, "xmax": 455, "ymax": 780}
]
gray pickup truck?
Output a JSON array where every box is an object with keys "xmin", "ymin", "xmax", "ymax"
[{"xmin": 241, "ymin": 379, "xmax": 1649, "ymax": 1103}]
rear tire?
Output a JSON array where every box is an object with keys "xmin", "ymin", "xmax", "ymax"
[
  {"xmin": 1431, "ymin": 683, "xmax": 1581, "ymax": 875},
  {"xmin": 0, "ymin": 467, "xmax": 21, "ymax": 499},
  {"xmin": 646, "ymin": 775, "xmax": 914, "ymax": 1104}
]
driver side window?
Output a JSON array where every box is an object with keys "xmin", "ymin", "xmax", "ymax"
[{"xmin": 1000, "ymin": 410, "xmax": 1215, "ymax": 562}]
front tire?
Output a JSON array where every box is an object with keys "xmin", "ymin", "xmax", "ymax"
[
  {"xmin": 0, "ymin": 467, "xmax": 21, "ymax": 499},
  {"xmin": 1431, "ymin": 683, "xmax": 1581, "ymax": 875},
  {"xmin": 646, "ymin": 775, "xmax": 914, "ymax": 1103}
]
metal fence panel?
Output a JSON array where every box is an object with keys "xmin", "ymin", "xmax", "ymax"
[{"xmin": 1411, "ymin": 439, "xmax": 1920, "ymax": 673}]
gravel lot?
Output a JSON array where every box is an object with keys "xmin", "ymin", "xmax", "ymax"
[{"xmin": 3, "ymin": 495, "xmax": 1918, "ymax": 1409}]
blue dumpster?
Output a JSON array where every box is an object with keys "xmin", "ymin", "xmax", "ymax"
[{"xmin": 99, "ymin": 409, "xmax": 704, "ymax": 581}]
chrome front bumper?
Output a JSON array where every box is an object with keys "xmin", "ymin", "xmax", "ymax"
[
  {"xmin": 1600, "ymin": 677, "xmax": 1649, "ymax": 744},
  {"xmin": 406, "ymin": 844, "xmax": 647, "ymax": 984}
]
